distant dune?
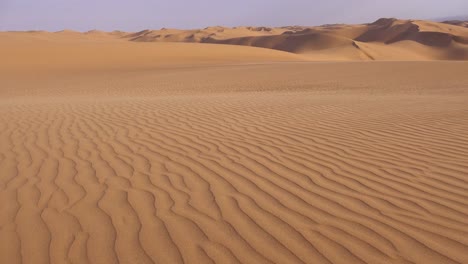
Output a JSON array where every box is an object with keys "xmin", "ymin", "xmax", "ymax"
[
  {"xmin": 122, "ymin": 18, "xmax": 468, "ymax": 60},
  {"xmin": 442, "ymin": 20, "xmax": 468, "ymax": 28},
  {"xmin": 0, "ymin": 31, "xmax": 303, "ymax": 73},
  {"xmin": 3, "ymin": 18, "xmax": 468, "ymax": 61}
]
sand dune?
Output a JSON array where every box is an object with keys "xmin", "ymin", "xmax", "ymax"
[
  {"xmin": 443, "ymin": 20, "xmax": 468, "ymax": 28},
  {"xmin": 1, "ymin": 23, "xmax": 468, "ymax": 264},
  {"xmin": 121, "ymin": 18, "xmax": 468, "ymax": 61},
  {"xmin": 4, "ymin": 17, "xmax": 468, "ymax": 61},
  {"xmin": 205, "ymin": 18, "xmax": 468, "ymax": 60},
  {"xmin": 0, "ymin": 32, "xmax": 303, "ymax": 73}
]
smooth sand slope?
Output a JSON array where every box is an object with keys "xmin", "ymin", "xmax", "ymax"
[
  {"xmin": 1, "ymin": 32, "xmax": 468, "ymax": 264},
  {"xmin": 0, "ymin": 31, "xmax": 302, "ymax": 72}
]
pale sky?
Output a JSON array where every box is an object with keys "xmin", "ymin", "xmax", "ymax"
[{"xmin": 1, "ymin": 0, "xmax": 467, "ymax": 31}]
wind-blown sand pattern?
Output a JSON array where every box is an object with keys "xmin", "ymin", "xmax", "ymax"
[{"xmin": 1, "ymin": 31, "xmax": 468, "ymax": 264}]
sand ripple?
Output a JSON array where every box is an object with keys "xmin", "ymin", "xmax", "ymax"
[{"xmin": 1, "ymin": 89, "xmax": 467, "ymax": 263}]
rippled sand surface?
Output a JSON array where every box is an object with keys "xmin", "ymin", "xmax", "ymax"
[{"xmin": 1, "ymin": 35, "xmax": 468, "ymax": 263}]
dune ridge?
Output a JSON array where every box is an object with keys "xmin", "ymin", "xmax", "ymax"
[
  {"xmin": 443, "ymin": 20, "xmax": 468, "ymax": 28},
  {"xmin": 3, "ymin": 18, "xmax": 468, "ymax": 60}
]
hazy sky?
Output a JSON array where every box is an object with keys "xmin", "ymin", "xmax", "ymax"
[{"xmin": 1, "ymin": 0, "xmax": 467, "ymax": 31}]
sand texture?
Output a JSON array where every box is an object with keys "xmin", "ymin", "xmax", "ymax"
[{"xmin": 1, "ymin": 27, "xmax": 468, "ymax": 264}]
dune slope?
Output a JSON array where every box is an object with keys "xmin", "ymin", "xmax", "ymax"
[{"xmin": 0, "ymin": 32, "xmax": 303, "ymax": 72}]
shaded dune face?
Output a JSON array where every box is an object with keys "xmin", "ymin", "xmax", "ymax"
[
  {"xmin": 356, "ymin": 19, "xmax": 462, "ymax": 47},
  {"xmin": 355, "ymin": 20, "xmax": 420, "ymax": 44},
  {"xmin": 204, "ymin": 33, "xmax": 354, "ymax": 54},
  {"xmin": 443, "ymin": 20, "xmax": 468, "ymax": 28}
]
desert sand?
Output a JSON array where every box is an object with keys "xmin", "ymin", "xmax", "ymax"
[{"xmin": 1, "ymin": 19, "xmax": 468, "ymax": 264}]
